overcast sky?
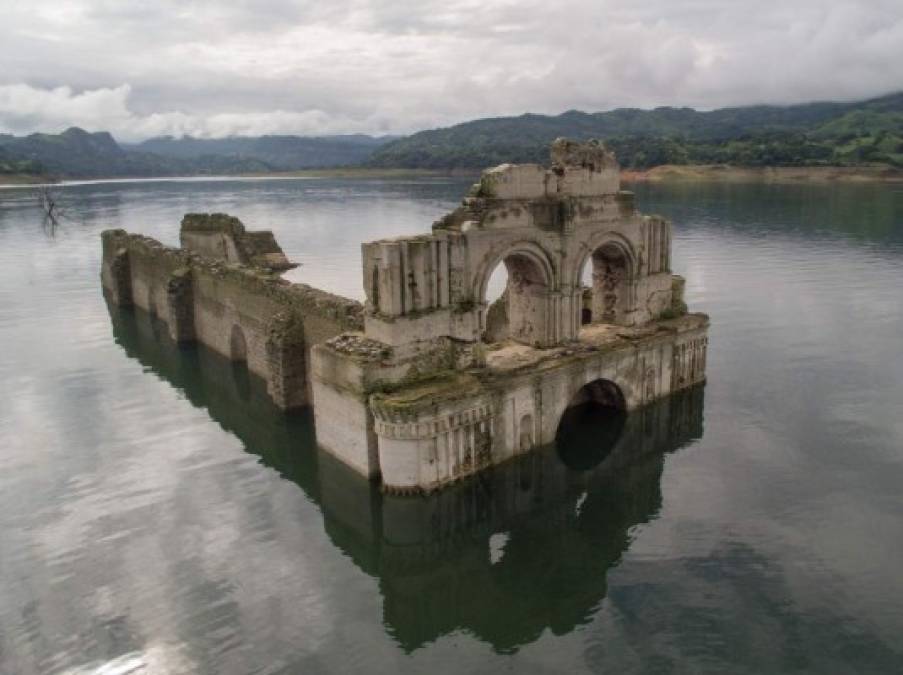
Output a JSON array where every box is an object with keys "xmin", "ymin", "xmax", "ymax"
[{"xmin": 1, "ymin": 0, "xmax": 901, "ymax": 141}]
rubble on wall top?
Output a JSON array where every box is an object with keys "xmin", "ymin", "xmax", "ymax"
[
  {"xmin": 326, "ymin": 333, "xmax": 391, "ymax": 360},
  {"xmin": 181, "ymin": 212, "xmax": 246, "ymax": 235},
  {"xmin": 471, "ymin": 138, "xmax": 621, "ymax": 201},
  {"xmin": 549, "ymin": 138, "xmax": 618, "ymax": 173},
  {"xmin": 179, "ymin": 212, "xmax": 298, "ymax": 272}
]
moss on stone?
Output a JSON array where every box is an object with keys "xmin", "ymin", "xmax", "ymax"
[
  {"xmin": 180, "ymin": 212, "xmax": 245, "ymax": 235},
  {"xmin": 370, "ymin": 371, "xmax": 482, "ymax": 413}
]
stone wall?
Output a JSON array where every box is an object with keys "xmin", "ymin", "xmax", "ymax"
[
  {"xmin": 179, "ymin": 213, "xmax": 297, "ymax": 271},
  {"xmin": 360, "ymin": 140, "xmax": 679, "ymax": 349},
  {"xmin": 101, "ymin": 227, "xmax": 362, "ymax": 409},
  {"xmin": 311, "ymin": 139, "xmax": 710, "ymax": 493},
  {"xmin": 101, "ymin": 141, "xmax": 709, "ymax": 497},
  {"xmin": 365, "ymin": 314, "xmax": 709, "ymax": 493}
]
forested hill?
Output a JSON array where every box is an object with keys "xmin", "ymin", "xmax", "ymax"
[
  {"xmin": 0, "ymin": 128, "xmax": 395, "ymax": 178},
  {"xmin": 127, "ymin": 134, "xmax": 396, "ymax": 170},
  {"xmin": 4, "ymin": 93, "xmax": 902, "ymax": 179},
  {"xmin": 367, "ymin": 92, "xmax": 903, "ymax": 169}
]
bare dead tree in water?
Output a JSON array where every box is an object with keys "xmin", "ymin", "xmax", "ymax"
[{"xmin": 36, "ymin": 185, "xmax": 64, "ymax": 236}]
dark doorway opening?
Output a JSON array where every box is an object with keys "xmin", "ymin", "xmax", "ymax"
[{"xmin": 555, "ymin": 379, "xmax": 627, "ymax": 471}]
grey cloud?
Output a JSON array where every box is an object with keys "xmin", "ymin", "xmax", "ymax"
[{"xmin": 0, "ymin": 0, "xmax": 900, "ymax": 140}]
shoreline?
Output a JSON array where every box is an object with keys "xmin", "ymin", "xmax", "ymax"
[
  {"xmin": 0, "ymin": 167, "xmax": 468, "ymax": 188},
  {"xmin": 621, "ymin": 164, "xmax": 903, "ymax": 184},
  {"xmin": 5, "ymin": 164, "xmax": 903, "ymax": 187},
  {"xmin": 238, "ymin": 167, "xmax": 472, "ymax": 179},
  {"xmin": 0, "ymin": 174, "xmax": 50, "ymax": 186}
]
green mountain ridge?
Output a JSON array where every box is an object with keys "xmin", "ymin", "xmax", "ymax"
[
  {"xmin": 126, "ymin": 134, "xmax": 398, "ymax": 170},
  {"xmin": 0, "ymin": 128, "xmax": 395, "ymax": 178},
  {"xmin": 2, "ymin": 92, "xmax": 902, "ymax": 178},
  {"xmin": 366, "ymin": 91, "xmax": 903, "ymax": 169}
]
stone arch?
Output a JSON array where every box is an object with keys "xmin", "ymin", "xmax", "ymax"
[
  {"xmin": 229, "ymin": 324, "xmax": 248, "ymax": 362},
  {"xmin": 571, "ymin": 232, "xmax": 638, "ymax": 287},
  {"xmin": 567, "ymin": 378, "xmax": 627, "ymax": 411},
  {"xmin": 555, "ymin": 377, "xmax": 628, "ymax": 471},
  {"xmin": 574, "ymin": 234, "xmax": 639, "ymax": 327},
  {"xmin": 473, "ymin": 241, "xmax": 557, "ymax": 347},
  {"xmin": 474, "ymin": 240, "xmax": 557, "ymax": 304}
]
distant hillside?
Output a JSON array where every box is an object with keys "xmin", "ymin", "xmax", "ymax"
[
  {"xmin": 5, "ymin": 92, "xmax": 903, "ymax": 179},
  {"xmin": 0, "ymin": 128, "xmax": 395, "ymax": 178},
  {"xmin": 128, "ymin": 134, "xmax": 396, "ymax": 170},
  {"xmin": 0, "ymin": 143, "xmax": 44, "ymax": 175},
  {"xmin": 367, "ymin": 92, "xmax": 903, "ymax": 169}
]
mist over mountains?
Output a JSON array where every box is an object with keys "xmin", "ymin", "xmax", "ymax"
[{"xmin": 2, "ymin": 92, "xmax": 901, "ymax": 179}]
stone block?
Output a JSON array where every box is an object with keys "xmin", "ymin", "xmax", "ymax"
[{"xmin": 479, "ymin": 164, "xmax": 549, "ymax": 199}]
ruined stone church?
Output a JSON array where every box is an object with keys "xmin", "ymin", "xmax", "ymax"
[{"xmin": 102, "ymin": 139, "xmax": 709, "ymax": 494}]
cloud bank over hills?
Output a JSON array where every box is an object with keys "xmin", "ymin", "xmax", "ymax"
[
  {"xmin": 1, "ymin": 0, "xmax": 902, "ymax": 140},
  {"xmin": 0, "ymin": 84, "xmax": 380, "ymax": 141}
]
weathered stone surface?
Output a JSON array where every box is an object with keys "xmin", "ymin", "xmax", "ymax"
[
  {"xmin": 549, "ymin": 137, "xmax": 618, "ymax": 172},
  {"xmin": 101, "ymin": 140, "xmax": 710, "ymax": 496},
  {"xmin": 101, "ymin": 222, "xmax": 362, "ymax": 409},
  {"xmin": 180, "ymin": 212, "xmax": 298, "ymax": 271},
  {"xmin": 361, "ymin": 139, "xmax": 673, "ymax": 349},
  {"xmin": 313, "ymin": 139, "xmax": 711, "ymax": 493},
  {"xmin": 478, "ymin": 164, "xmax": 550, "ymax": 199}
]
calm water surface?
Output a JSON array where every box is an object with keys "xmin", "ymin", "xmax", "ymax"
[{"xmin": 0, "ymin": 177, "xmax": 902, "ymax": 674}]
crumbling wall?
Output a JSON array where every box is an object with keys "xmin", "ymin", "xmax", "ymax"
[
  {"xmin": 179, "ymin": 213, "xmax": 297, "ymax": 271},
  {"xmin": 101, "ymin": 228, "xmax": 362, "ymax": 409},
  {"xmin": 360, "ymin": 138, "xmax": 678, "ymax": 349}
]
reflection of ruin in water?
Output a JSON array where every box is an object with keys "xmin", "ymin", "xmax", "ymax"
[{"xmin": 108, "ymin": 300, "xmax": 705, "ymax": 654}]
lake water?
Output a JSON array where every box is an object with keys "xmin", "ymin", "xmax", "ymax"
[{"xmin": 1, "ymin": 177, "xmax": 902, "ymax": 674}]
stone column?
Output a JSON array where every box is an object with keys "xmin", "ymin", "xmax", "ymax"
[
  {"xmin": 101, "ymin": 231, "xmax": 133, "ymax": 306},
  {"xmin": 265, "ymin": 313, "xmax": 309, "ymax": 409},
  {"xmin": 165, "ymin": 268, "xmax": 196, "ymax": 343}
]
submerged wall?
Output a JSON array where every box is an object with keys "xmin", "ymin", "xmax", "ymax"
[
  {"xmin": 100, "ymin": 139, "xmax": 710, "ymax": 496},
  {"xmin": 101, "ymin": 223, "xmax": 363, "ymax": 409},
  {"xmin": 360, "ymin": 314, "xmax": 708, "ymax": 493}
]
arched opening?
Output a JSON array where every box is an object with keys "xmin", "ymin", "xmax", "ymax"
[
  {"xmin": 555, "ymin": 379, "xmax": 627, "ymax": 471},
  {"xmin": 229, "ymin": 324, "xmax": 248, "ymax": 362},
  {"xmin": 480, "ymin": 251, "xmax": 550, "ymax": 346},
  {"xmin": 579, "ymin": 241, "xmax": 633, "ymax": 326},
  {"xmin": 482, "ymin": 263, "xmax": 509, "ymax": 343}
]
